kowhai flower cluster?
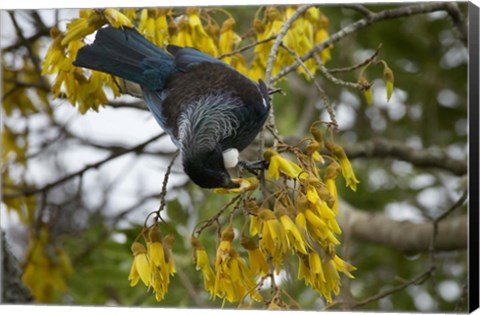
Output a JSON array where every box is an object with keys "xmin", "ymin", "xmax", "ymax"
[
  {"xmin": 195, "ymin": 124, "xmax": 357, "ymax": 306},
  {"xmin": 128, "ymin": 226, "xmax": 176, "ymax": 301}
]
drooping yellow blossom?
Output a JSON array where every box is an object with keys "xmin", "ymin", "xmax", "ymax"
[
  {"xmin": 185, "ymin": 8, "xmax": 218, "ymax": 56},
  {"xmin": 42, "ymin": 27, "xmax": 64, "ymax": 75},
  {"xmin": 138, "ymin": 9, "xmax": 170, "ymax": 46},
  {"xmin": 215, "ymin": 226, "xmax": 234, "ymax": 269},
  {"xmin": 192, "ymin": 237, "xmax": 215, "ymax": 294},
  {"xmin": 358, "ymin": 72, "xmax": 373, "ymax": 106},
  {"xmin": 128, "ymin": 242, "xmax": 151, "ymax": 287},
  {"xmin": 264, "ymin": 149, "xmax": 308, "ymax": 180},
  {"xmin": 241, "ymin": 234, "xmax": 270, "ymax": 276},
  {"xmin": 103, "ymin": 8, "xmax": 133, "ymax": 28},
  {"xmin": 61, "ymin": 10, "xmax": 105, "ymax": 46},
  {"xmin": 283, "ymin": 6, "xmax": 317, "ymax": 78},
  {"xmin": 213, "ymin": 249, "xmax": 262, "ymax": 303},
  {"xmin": 211, "ymin": 227, "xmax": 261, "ymax": 303},
  {"xmin": 325, "ymin": 141, "xmax": 360, "ymax": 191},
  {"xmin": 274, "ymin": 203, "xmax": 307, "ymax": 254},
  {"xmin": 308, "ymin": 251, "xmax": 326, "ymax": 285},
  {"xmin": 258, "ymin": 208, "xmax": 289, "ymax": 274},
  {"xmin": 383, "ymin": 62, "xmax": 395, "ymax": 101},
  {"xmin": 247, "ymin": 200, "xmax": 261, "ymax": 236},
  {"xmin": 219, "ymin": 17, "xmax": 242, "ymax": 65},
  {"xmin": 171, "ymin": 17, "xmax": 194, "ymax": 47},
  {"xmin": 306, "ymin": 139, "xmax": 324, "ymax": 163},
  {"xmin": 324, "ymin": 161, "xmax": 341, "ymax": 213},
  {"xmin": 333, "ymin": 255, "xmax": 357, "ymax": 279},
  {"xmin": 147, "ymin": 226, "xmax": 167, "ymax": 275},
  {"xmin": 163, "ymin": 233, "xmax": 176, "ymax": 276}
]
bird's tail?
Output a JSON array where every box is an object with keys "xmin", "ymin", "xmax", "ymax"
[{"xmin": 73, "ymin": 27, "xmax": 175, "ymax": 90}]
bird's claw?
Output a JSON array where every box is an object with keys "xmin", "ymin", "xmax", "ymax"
[{"xmin": 237, "ymin": 160, "xmax": 269, "ymax": 175}]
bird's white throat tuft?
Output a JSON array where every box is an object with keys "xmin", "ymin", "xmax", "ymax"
[{"xmin": 222, "ymin": 148, "xmax": 239, "ymax": 169}]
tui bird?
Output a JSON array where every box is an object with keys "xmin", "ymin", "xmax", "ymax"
[{"xmin": 73, "ymin": 26, "xmax": 270, "ymax": 188}]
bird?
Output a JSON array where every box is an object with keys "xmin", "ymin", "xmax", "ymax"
[{"xmin": 73, "ymin": 26, "xmax": 270, "ymax": 189}]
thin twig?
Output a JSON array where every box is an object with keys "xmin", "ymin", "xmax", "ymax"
[
  {"xmin": 155, "ymin": 150, "xmax": 180, "ymax": 218},
  {"xmin": 194, "ymin": 194, "xmax": 242, "ymax": 237},
  {"xmin": 218, "ymin": 35, "xmax": 277, "ymax": 59},
  {"xmin": 313, "ymin": 54, "xmax": 367, "ymax": 90},
  {"xmin": 342, "ymin": 4, "xmax": 374, "ymax": 17},
  {"xmin": 324, "ymin": 268, "xmax": 433, "ymax": 310},
  {"xmin": 280, "ymin": 43, "xmax": 338, "ymax": 128},
  {"xmin": 329, "ymin": 44, "xmax": 382, "ymax": 74}
]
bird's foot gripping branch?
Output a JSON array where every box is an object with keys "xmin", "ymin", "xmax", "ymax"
[{"xmin": 132, "ymin": 123, "xmax": 358, "ymax": 307}]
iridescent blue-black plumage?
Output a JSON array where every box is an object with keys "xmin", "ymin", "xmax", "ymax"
[{"xmin": 73, "ymin": 26, "xmax": 270, "ymax": 188}]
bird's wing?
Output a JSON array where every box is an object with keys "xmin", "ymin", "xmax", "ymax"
[{"xmin": 166, "ymin": 45, "xmax": 222, "ymax": 71}]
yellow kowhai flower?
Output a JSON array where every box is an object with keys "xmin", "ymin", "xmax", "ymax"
[
  {"xmin": 248, "ymin": 55, "xmax": 266, "ymax": 81},
  {"xmin": 274, "ymin": 203, "xmax": 307, "ymax": 254},
  {"xmin": 42, "ymin": 27, "xmax": 64, "ymax": 75},
  {"xmin": 219, "ymin": 17, "xmax": 241, "ymax": 64},
  {"xmin": 382, "ymin": 62, "xmax": 395, "ymax": 101},
  {"xmin": 306, "ymin": 139, "xmax": 324, "ymax": 163},
  {"xmin": 358, "ymin": 72, "xmax": 373, "ymax": 106},
  {"xmin": 213, "ymin": 249, "xmax": 261, "ymax": 303},
  {"xmin": 121, "ymin": 8, "xmax": 137, "ymax": 21},
  {"xmin": 298, "ymin": 255, "xmax": 311, "ymax": 286},
  {"xmin": 163, "ymin": 233, "xmax": 176, "ymax": 276},
  {"xmin": 258, "ymin": 208, "xmax": 289, "ymax": 274},
  {"xmin": 139, "ymin": 9, "xmax": 155, "ymax": 42},
  {"xmin": 147, "ymin": 231, "xmax": 175, "ymax": 301},
  {"xmin": 186, "ymin": 8, "xmax": 218, "ymax": 56},
  {"xmin": 283, "ymin": 7, "xmax": 318, "ymax": 78},
  {"xmin": 306, "ymin": 184, "xmax": 336, "ymax": 220},
  {"xmin": 325, "ymin": 141, "xmax": 360, "ymax": 192},
  {"xmin": 215, "ymin": 226, "xmax": 234, "ymax": 269},
  {"xmin": 264, "ymin": 149, "xmax": 308, "ymax": 180},
  {"xmin": 317, "ymin": 259, "xmax": 340, "ymax": 303},
  {"xmin": 155, "ymin": 11, "xmax": 170, "ymax": 47},
  {"xmin": 241, "ymin": 235, "xmax": 270, "ymax": 276},
  {"xmin": 247, "ymin": 200, "xmax": 261, "ymax": 236},
  {"xmin": 147, "ymin": 226, "xmax": 167, "ymax": 274},
  {"xmin": 191, "ymin": 237, "xmax": 215, "ymax": 294},
  {"xmin": 61, "ymin": 10, "xmax": 105, "ymax": 46},
  {"xmin": 171, "ymin": 17, "xmax": 194, "ymax": 47},
  {"xmin": 295, "ymin": 211, "xmax": 309, "ymax": 240},
  {"xmin": 103, "ymin": 8, "xmax": 133, "ymax": 28},
  {"xmin": 308, "ymin": 251, "xmax": 326, "ymax": 285},
  {"xmin": 333, "ymin": 255, "xmax": 356, "ymax": 279},
  {"xmin": 324, "ymin": 161, "xmax": 341, "ymax": 213},
  {"xmin": 128, "ymin": 242, "xmax": 152, "ymax": 287}
]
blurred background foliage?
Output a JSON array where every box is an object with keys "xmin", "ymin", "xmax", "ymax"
[{"xmin": 1, "ymin": 3, "xmax": 470, "ymax": 311}]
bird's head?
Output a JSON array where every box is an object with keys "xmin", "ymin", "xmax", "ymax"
[{"xmin": 182, "ymin": 146, "xmax": 238, "ymax": 189}]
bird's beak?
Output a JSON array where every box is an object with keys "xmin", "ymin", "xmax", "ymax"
[{"xmin": 222, "ymin": 176, "xmax": 239, "ymax": 189}]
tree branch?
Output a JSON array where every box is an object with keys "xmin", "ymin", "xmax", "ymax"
[
  {"xmin": 338, "ymin": 199, "xmax": 467, "ymax": 252},
  {"xmin": 343, "ymin": 137, "xmax": 467, "ymax": 176},
  {"xmin": 2, "ymin": 133, "xmax": 166, "ymax": 199}
]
